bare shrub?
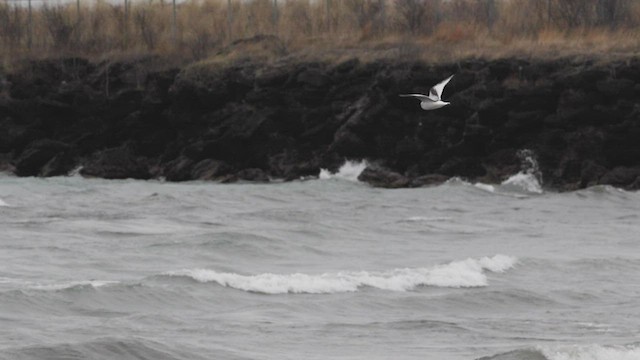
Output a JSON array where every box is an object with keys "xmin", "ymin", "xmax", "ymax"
[
  {"xmin": 134, "ymin": 7, "xmax": 157, "ymax": 50},
  {"xmin": 498, "ymin": 0, "xmax": 546, "ymax": 38},
  {"xmin": 552, "ymin": 0, "xmax": 594, "ymax": 29},
  {"xmin": 344, "ymin": 0, "xmax": 386, "ymax": 35},
  {"xmin": 0, "ymin": 4, "xmax": 24, "ymax": 49},
  {"xmin": 42, "ymin": 5, "xmax": 76, "ymax": 51},
  {"xmin": 595, "ymin": 0, "xmax": 631, "ymax": 28},
  {"xmin": 394, "ymin": 0, "xmax": 444, "ymax": 35}
]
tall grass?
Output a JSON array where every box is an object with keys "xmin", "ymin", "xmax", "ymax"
[{"xmin": 1, "ymin": 0, "xmax": 640, "ymax": 66}]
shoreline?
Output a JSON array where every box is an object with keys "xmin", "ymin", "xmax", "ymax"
[{"xmin": 1, "ymin": 53, "xmax": 640, "ymax": 191}]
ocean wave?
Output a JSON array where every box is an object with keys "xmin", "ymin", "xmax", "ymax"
[
  {"xmin": 398, "ymin": 216, "xmax": 454, "ymax": 223},
  {"xmin": 500, "ymin": 172, "xmax": 544, "ymax": 194},
  {"xmin": 163, "ymin": 255, "xmax": 517, "ymax": 294},
  {"xmin": 540, "ymin": 344, "xmax": 640, "ymax": 360},
  {"xmin": 478, "ymin": 344, "xmax": 640, "ymax": 360},
  {"xmin": 319, "ymin": 160, "xmax": 367, "ymax": 182},
  {"xmin": 29, "ymin": 280, "xmax": 120, "ymax": 291},
  {"xmin": 0, "ymin": 197, "xmax": 9, "ymax": 207},
  {"xmin": 0, "ymin": 337, "xmax": 209, "ymax": 360}
]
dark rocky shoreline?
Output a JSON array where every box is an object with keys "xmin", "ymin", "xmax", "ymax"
[{"xmin": 1, "ymin": 55, "xmax": 640, "ymax": 190}]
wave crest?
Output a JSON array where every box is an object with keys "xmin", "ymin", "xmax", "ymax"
[
  {"xmin": 164, "ymin": 255, "xmax": 517, "ymax": 294},
  {"xmin": 319, "ymin": 160, "xmax": 367, "ymax": 182},
  {"xmin": 480, "ymin": 344, "xmax": 640, "ymax": 360},
  {"xmin": 501, "ymin": 172, "xmax": 543, "ymax": 194},
  {"xmin": 539, "ymin": 344, "xmax": 640, "ymax": 360}
]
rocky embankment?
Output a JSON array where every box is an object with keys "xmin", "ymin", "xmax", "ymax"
[{"xmin": 1, "ymin": 54, "xmax": 640, "ymax": 190}]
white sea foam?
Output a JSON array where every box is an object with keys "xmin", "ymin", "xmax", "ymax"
[
  {"xmin": 474, "ymin": 183, "xmax": 496, "ymax": 193},
  {"xmin": 165, "ymin": 255, "xmax": 517, "ymax": 294},
  {"xmin": 31, "ymin": 280, "xmax": 120, "ymax": 291},
  {"xmin": 68, "ymin": 165, "xmax": 84, "ymax": 177},
  {"xmin": 501, "ymin": 172, "xmax": 543, "ymax": 194},
  {"xmin": 319, "ymin": 160, "xmax": 367, "ymax": 182},
  {"xmin": 539, "ymin": 344, "xmax": 640, "ymax": 360},
  {"xmin": 401, "ymin": 216, "xmax": 453, "ymax": 223},
  {"xmin": 500, "ymin": 149, "xmax": 544, "ymax": 194},
  {"xmin": 0, "ymin": 197, "xmax": 8, "ymax": 207}
]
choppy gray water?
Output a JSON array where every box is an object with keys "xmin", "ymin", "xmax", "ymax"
[{"xmin": 1, "ymin": 164, "xmax": 639, "ymax": 360}]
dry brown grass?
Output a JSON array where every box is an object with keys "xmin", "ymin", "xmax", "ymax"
[{"xmin": 1, "ymin": 0, "xmax": 640, "ymax": 69}]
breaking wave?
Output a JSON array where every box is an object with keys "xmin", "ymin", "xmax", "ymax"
[
  {"xmin": 319, "ymin": 160, "xmax": 367, "ymax": 182},
  {"xmin": 480, "ymin": 344, "xmax": 640, "ymax": 360},
  {"xmin": 539, "ymin": 344, "xmax": 640, "ymax": 360},
  {"xmin": 500, "ymin": 172, "xmax": 543, "ymax": 194},
  {"xmin": 163, "ymin": 255, "xmax": 517, "ymax": 294},
  {"xmin": 501, "ymin": 149, "xmax": 544, "ymax": 194}
]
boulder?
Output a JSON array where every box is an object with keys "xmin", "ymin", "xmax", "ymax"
[
  {"xmin": 409, "ymin": 174, "xmax": 450, "ymax": 187},
  {"xmin": 599, "ymin": 166, "xmax": 640, "ymax": 188},
  {"xmin": 80, "ymin": 146, "xmax": 150, "ymax": 179},
  {"xmin": 13, "ymin": 139, "xmax": 71, "ymax": 177},
  {"xmin": 164, "ymin": 156, "xmax": 195, "ymax": 182},
  {"xmin": 191, "ymin": 159, "xmax": 232, "ymax": 180},
  {"xmin": 358, "ymin": 167, "xmax": 410, "ymax": 188}
]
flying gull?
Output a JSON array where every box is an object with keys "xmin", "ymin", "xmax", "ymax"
[{"xmin": 400, "ymin": 75, "xmax": 454, "ymax": 111}]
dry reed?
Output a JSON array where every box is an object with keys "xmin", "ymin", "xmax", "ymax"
[{"xmin": 1, "ymin": 0, "xmax": 639, "ymax": 67}]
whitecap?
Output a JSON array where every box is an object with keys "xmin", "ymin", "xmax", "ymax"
[
  {"xmin": 474, "ymin": 183, "xmax": 496, "ymax": 193},
  {"xmin": 501, "ymin": 172, "xmax": 543, "ymax": 194},
  {"xmin": 0, "ymin": 198, "xmax": 9, "ymax": 207},
  {"xmin": 400, "ymin": 216, "xmax": 453, "ymax": 223},
  {"xmin": 539, "ymin": 344, "xmax": 640, "ymax": 360},
  {"xmin": 319, "ymin": 160, "xmax": 367, "ymax": 182},
  {"xmin": 31, "ymin": 280, "xmax": 120, "ymax": 291},
  {"xmin": 68, "ymin": 165, "xmax": 84, "ymax": 177},
  {"xmin": 499, "ymin": 149, "xmax": 544, "ymax": 194},
  {"xmin": 164, "ymin": 255, "xmax": 517, "ymax": 294}
]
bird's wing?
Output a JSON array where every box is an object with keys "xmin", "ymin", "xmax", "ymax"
[
  {"xmin": 399, "ymin": 94, "xmax": 436, "ymax": 102},
  {"xmin": 430, "ymin": 74, "xmax": 454, "ymax": 100}
]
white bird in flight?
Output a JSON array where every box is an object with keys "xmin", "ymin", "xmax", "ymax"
[{"xmin": 400, "ymin": 75, "xmax": 454, "ymax": 110}]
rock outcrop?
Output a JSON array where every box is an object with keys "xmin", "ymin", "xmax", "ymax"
[{"xmin": 1, "ymin": 55, "xmax": 640, "ymax": 190}]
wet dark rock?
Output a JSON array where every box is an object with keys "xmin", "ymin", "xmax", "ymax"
[
  {"xmin": 237, "ymin": 168, "xmax": 269, "ymax": 182},
  {"xmin": 13, "ymin": 139, "xmax": 71, "ymax": 176},
  {"xmin": 2, "ymin": 56, "xmax": 640, "ymax": 190},
  {"xmin": 409, "ymin": 174, "xmax": 450, "ymax": 187},
  {"xmin": 191, "ymin": 159, "xmax": 232, "ymax": 180},
  {"xmin": 599, "ymin": 167, "xmax": 640, "ymax": 188},
  {"xmin": 296, "ymin": 68, "xmax": 330, "ymax": 88},
  {"xmin": 164, "ymin": 156, "xmax": 195, "ymax": 182},
  {"xmin": 580, "ymin": 160, "xmax": 608, "ymax": 188},
  {"xmin": 596, "ymin": 78, "xmax": 635, "ymax": 98},
  {"xmin": 358, "ymin": 167, "xmax": 410, "ymax": 188},
  {"xmin": 80, "ymin": 146, "xmax": 151, "ymax": 180}
]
